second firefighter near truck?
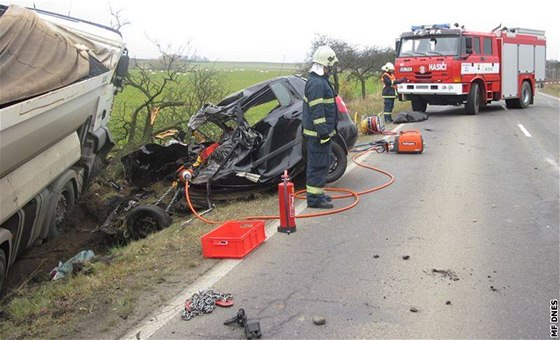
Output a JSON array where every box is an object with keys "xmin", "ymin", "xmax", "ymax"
[{"xmin": 302, "ymin": 46, "xmax": 339, "ymax": 209}]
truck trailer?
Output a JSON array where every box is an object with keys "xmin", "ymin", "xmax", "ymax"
[
  {"xmin": 0, "ymin": 5, "xmax": 128, "ymax": 290},
  {"xmin": 394, "ymin": 23, "xmax": 546, "ymax": 114}
]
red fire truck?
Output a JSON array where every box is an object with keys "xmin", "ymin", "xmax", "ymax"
[{"xmin": 394, "ymin": 24, "xmax": 546, "ymax": 114}]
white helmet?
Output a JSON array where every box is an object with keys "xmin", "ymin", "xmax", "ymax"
[
  {"xmin": 382, "ymin": 62, "xmax": 395, "ymax": 72},
  {"xmin": 312, "ymin": 46, "xmax": 338, "ymax": 67}
]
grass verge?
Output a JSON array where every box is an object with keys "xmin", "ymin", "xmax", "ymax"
[
  {"xmin": 0, "ymin": 191, "xmax": 279, "ymax": 339},
  {"xmin": 540, "ymin": 84, "xmax": 560, "ymax": 98}
]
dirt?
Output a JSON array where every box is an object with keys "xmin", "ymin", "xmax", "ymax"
[{"xmin": 1, "ymin": 182, "xmax": 118, "ymax": 296}]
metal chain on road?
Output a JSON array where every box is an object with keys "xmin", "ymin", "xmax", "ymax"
[{"xmin": 181, "ymin": 289, "xmax": 233, "ymax": 321}]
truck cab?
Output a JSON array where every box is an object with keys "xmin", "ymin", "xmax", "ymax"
[{"xmin": 395, "ymin": 24, "xmax": 546, "ymax": 114}]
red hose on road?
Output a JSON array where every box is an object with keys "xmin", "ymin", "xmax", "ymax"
[{"xmin": 184, "ymin": 145, "xmax": 395, "ymax": 222}]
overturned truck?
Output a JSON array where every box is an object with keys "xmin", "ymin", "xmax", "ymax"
[{"xmin": 0, "ymin": 5, "xmax": 128, "ymax": 290}]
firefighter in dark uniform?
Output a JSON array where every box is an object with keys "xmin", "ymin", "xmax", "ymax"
[
  {"xmin": 303, "ymin": 46, "xmax": 339, "ymax": 209},
  {"xmin": 381, "ymin": 62, "xmax": 406, "ymax": 123}
]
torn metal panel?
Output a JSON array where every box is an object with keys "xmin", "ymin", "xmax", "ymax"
[{"xmin": 122, "ymin": 76, "xmax": 358, "ymax": 193}]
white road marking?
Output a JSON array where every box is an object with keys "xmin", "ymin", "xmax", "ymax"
[
  {"xmin": 537, "ymin": 92, "xmax": 560, "ymax": 101},
  {"xmin": 344, "ymin": 124, "xmax": 403, "ymax": 174},
  {"xmin": 545, "ymin": 158, "xmax": 559, "ymax": 171},
  {"xmin": 517, "ymin": 124, "xmax": 532, "ymax": 137}
]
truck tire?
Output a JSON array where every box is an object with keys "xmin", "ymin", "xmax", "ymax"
[
  {"xmin": 126, "ymin": 204, "xmax": 171, "ymax": 239},
  {"xmin": 411, "ymin": 98, "xmax": 427, "ymax": 112},
  {"xmin": 0, "ymin": 249, "xmax": 6, "ymax": 293},
  {"xmin": 48, "ymin": 181, "xmax": 76, "ymax": 238},
  {"xmin": 518, "ymin": 81, "xmax": 532, "ymax": 108},
  {"xmin": 465, "ymin": 83, "xmax": 480, "ymax": 115},
  {"xmin": 326, "ymin": 141, "xmax": 347, "ymax": 183}
]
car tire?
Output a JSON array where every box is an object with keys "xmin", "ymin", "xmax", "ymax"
[
  {"xmin": 0, "ymin": 249, "xmax": 6, "ymax": 294},
  {"xmin": 48, "ymin": 181, "xmax": 76, "ymax": 239},
  {"xmin": 126, "ymin": 204, "xmax": 172, "ymax": 239},
  {"xmin": 326, "ymin": 141, "xmax": 347, "ymax": 183}
]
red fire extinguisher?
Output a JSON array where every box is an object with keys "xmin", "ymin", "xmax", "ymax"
[{"xmin": 278, "ymin": 170, "xmax": 296, "ymax": 234}]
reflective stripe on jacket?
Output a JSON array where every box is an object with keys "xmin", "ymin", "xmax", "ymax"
[
  {"xmin": 382, "ymin": 72, "xmax": 398, "ymax": 98},
  {"xmin": 302, "ymin": 72, "xmax": 338, "ymax": 138}
]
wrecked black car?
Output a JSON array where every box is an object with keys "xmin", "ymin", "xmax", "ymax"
[{"xmin": 122, "ymin": 76, "xmax": 358, "ymax": 194}]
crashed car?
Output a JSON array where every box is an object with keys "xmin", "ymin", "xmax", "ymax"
[{"xmin": 122, "ymin": 76, "xmax": 358, "ymax": 195}]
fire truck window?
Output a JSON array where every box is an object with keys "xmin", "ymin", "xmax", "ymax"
[
  {"xmin": 473, "ymin": 38, "xmax": 481, "ymax": 54},
  {"xmin": 483, "ymin": 37, "xmax": 492, "ymax": 55}
]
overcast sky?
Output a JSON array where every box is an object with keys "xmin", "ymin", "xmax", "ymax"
[{"xmin": 7, "ymin": 0, "xmax": 560, "ymax": 62}]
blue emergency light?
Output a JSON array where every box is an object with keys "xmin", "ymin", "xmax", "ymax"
[{"xmin": 411, "ymin": 23, "xmax": 451, "ymax": 31}]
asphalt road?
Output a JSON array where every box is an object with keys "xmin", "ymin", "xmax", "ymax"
[{"xmin": 148, "ymin": 94, "xmax": 559, "ymax": 339}]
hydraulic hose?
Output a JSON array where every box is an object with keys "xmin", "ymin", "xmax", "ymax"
[{"xmin": 183, "ymin": 145, "xmax": 394, "ymax": 222}]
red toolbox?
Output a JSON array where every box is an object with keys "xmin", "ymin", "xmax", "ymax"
[{"xmin": 201, "ymin": 220, "xmax": 266, "ymax": 259}]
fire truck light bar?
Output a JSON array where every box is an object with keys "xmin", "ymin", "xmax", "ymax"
[{"xmin": 411, "ymin": 24, "xmax": 451, "ymax": 31}]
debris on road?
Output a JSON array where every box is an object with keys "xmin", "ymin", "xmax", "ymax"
[
  {"xmin": 490, "ymin": 285, "xmax": 499, "ymax": 292},
  {"xmin": 430, "ymin": 268, "xmax": 460, "ymax": 281},
  {"xmin": 373, "ymin": 254, "xmax": 380, "ymax": 259},
  {"xmin": 410, "ymin": 306, "xmax": 419, "ymax": 313},
  {"xmin": 313, "ymin": 316, "xmax": 326, "ymax": 325},
  {"xmin": 224, "ymin": 308, "xmax": 262, "ymax": 339},
  {"xmin": 50, "ymin": 250, "xmax": 95, "ymax": 280},
  {"xmin": 402, "ymin": 255, "xmax": 410, "ymax": 260},
  {"xmin": 445, "ymin": 300, "xmax": 452, "ymax": 305},
  {"xmin": 181, "ymin": 289, "xmax": 233, "ymax": 321}
]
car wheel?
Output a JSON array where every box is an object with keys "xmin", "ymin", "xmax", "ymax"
[
  {"xmin": 326, "ymin": 141, "xmax": 347, "ymax": 183},
  {"xmin": 48, "ymin": 181, "xmax": 76, "ymax": 239},
  {"xmin": 126, "ymin": 204, "xmax": 172, "ymax": 239},
  {"xmin": 0, "ymin": 249, "xmax": 6, "ymax": 293}
]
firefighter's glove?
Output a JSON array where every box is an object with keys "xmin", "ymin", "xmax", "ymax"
[
  {"xmin": 399, "ymin": 78, "xmax": 407, "ymax": 83},
  {"xmin": 319, "ymin": 133, "xmax": 330, "ymax": 144}
]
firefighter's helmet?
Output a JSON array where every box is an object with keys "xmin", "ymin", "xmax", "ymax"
[
  {"xmin": 312, "ymin": 46, "xmax": 338, "ymax": 67},
  {"xmin": 382, "ymin": 62, "xmax": 395, "ymax": 72}
]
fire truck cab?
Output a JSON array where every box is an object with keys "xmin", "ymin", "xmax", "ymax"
[{"xmin": 394, "ymin": 24, "xmax": 546, "ymax": 114}]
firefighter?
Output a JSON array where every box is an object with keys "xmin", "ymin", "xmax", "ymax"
[
  {"xmin": 303, "ymin": 46, "xmax": 339, "ymax": 209},
  {"xmin": 381, "ymin": 62, "xmax": 406, "ymax": 123}
]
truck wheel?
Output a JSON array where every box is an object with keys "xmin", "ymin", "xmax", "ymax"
[
  {"xmin": 411, "ymin": 98, "xmax": 427, "ymax": 112},
  {"xmin": 0, "ymin": 249, "xmax": 6, "ymax": 293},
  {"xmin": 518, "ymin": 81, "xmax": 532, "ymax": 108},
  {"xmin": 126, "ymin": 204, "xmax": 171, "ymax": 239},
  {"xmin": 326, "ymin": 141, "xmax": 347, "ymax": 183},
  {"xmin": 48, "ymin": 181, "xmax": 76, "ymax": 238},
  {"xmin": 465, "ymin": 83, "xmax": 480, "ymax": 115}
]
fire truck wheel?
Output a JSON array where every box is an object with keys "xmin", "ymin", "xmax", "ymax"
[
  {"xmin": 411, "ymin": 98, "xmax": 427, "ymax": 112},
  {"xmin": 465, "ymin": 83, "xmax": 480, "ymax": 115},
  {"xmin": 519, "ymin": 81, "xmax": 532, "ymax": 108},
  {"xmin": 326, "ymin": 141, "xmax": 347, "ymax": 183},
  {"xmin": 126, "ymin": 204, "xmax": 172, "ymax": 239}
]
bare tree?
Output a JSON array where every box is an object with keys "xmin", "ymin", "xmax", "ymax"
[
  {"xmin": 108, "ymin": 5, "xmax": 130, "ymax": 31},
  {"xmin": 113, "ymin": 44, "xmax": 225, "ymax": 149}
]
